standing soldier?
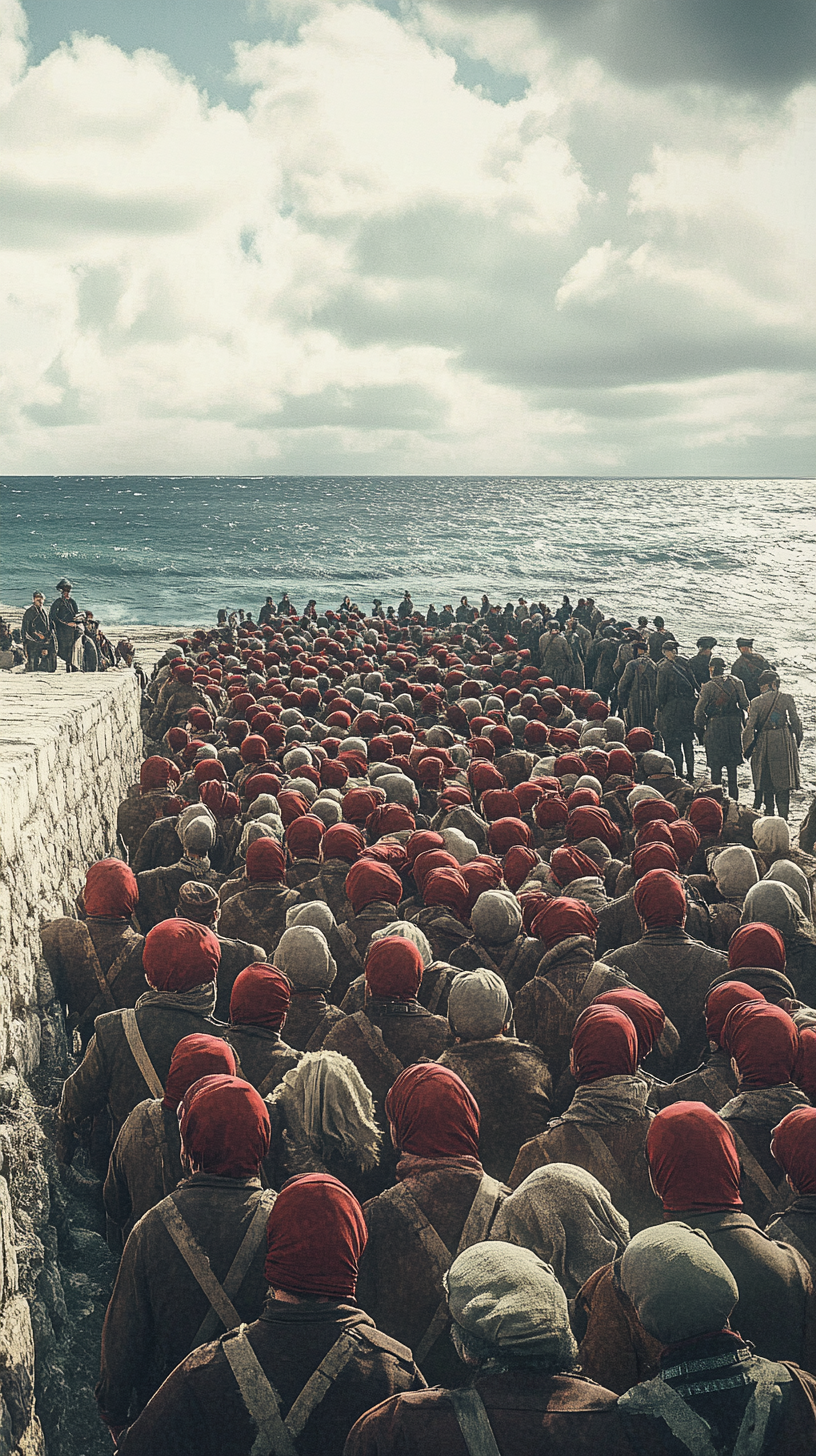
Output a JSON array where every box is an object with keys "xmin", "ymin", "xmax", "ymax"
[
  {"xmin": 21, "ymin": 591, "xmax": 56, "ymax": 671},
  {"xmin": 656, "ymin": 641, "xmax": 697, "ymax": 781},
  {"xmin": 694, "ymin": 656, "xmax": 749, "ymax": 800},
  {"xmin": 743, "ymin": 670, "xmax": 804, "ymax": 820},
  {"xmin": 618, "ymin": 640, "xmax": 657, "ymax": 730},
  {"xmin": 688, "ymin": 634, "xmax": 718, "ymax": 688},
  {"xmin": 731, "ymin": 636, "xmax": 773, "ymax": 700},
  {"xmin": 49, "ymin": 577, "xmax": 83, "ymax": 672}
]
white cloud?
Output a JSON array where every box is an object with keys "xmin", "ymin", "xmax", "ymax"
[{"xmin": 0, "ymin": 0, "xmax": 813, "ymax": 473}]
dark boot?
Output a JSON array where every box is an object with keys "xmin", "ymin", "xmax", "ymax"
[{"xmin": 775, "ymin": 791, "xmax": 791, "ymax": 820}]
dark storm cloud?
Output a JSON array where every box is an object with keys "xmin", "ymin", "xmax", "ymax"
[{"xmin": 432, "ymin": 0, "xmax": 816, "ymax": 91}]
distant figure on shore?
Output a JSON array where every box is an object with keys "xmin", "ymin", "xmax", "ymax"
[
  {"xmin": 49, "ymin": 578, "xmax": 83, "ymax": 672},
  {"xmin": 22, "ymin": 591, "xmax": 56, "ymax": 672}
]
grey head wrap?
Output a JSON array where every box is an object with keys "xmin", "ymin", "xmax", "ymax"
[
  {"xmin": 471, "ymin": 890, "xmax": 522, "ymax": 946},
  {"xmin": 753, "ymin": 816, "xmax": 790, "ymax": 856},
  {"xmin": 490, "ymin": 1163, "xmax": 630, "ymax": 1298},
  {"xmin": 286, "ymin": 900, "xmax": 336, "ymax": 934},
  {"xmin": 621, "ymin": 1223, "xmax": 738, "ymax": 1345},
  {"xmin": 273, "ymin": 926, "xmax": 336, "ymax": 990},
  {"xmin": 709, "ymin": 845, "xmax": 759, "ymax": 900},
  {"xmin": 181, "ymin": 816, "xmax": 216, "ymax": 854},
  {"xmin": 741, "ymin": 881, "xmax": 809, "ymax": 945},
  {"xmin": 448, "ymin": 969, "xmax": 511, "ymax": 1040},
  {"xmin": 369, "ymin": 920, "xmax": 433, "ymax": 968},
  {"xmin": 764, "ymin": 861, "xmax": 812, "ymax": 922},
  {"xmin": 269, "ymin": 1050, "xmax": 382, "ymax": 1174},
  {"xmin": 445, "ymin": 1242, "xmax": 577, "ymax": 1362}
]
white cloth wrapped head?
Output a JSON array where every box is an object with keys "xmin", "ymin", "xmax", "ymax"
[
  {"xmin": 448, "ymin": 969, "xmax": 511, "ymax": 1039},
  {"xmin": 491, "ymin": 1163, "xmax": 630, "ymax": 1298},
  {"xmin": 753, "ymin": 816, "xmax": 790, "ymax": 856},
  {"xmin": 709, "ymin": 845, "xmax": 759, "ymax": 900},
  {"xmin": 621, "ymin": 1223, "xmax": 738, "ymax": 1345},
  {"xmin": 286, "ymin": 900, "xmax": 336, "ymax": 934},
  {"xmin": 471, "ymin": 890, "xmax": 522, "ymax": 946},
  {"xmin": 444, "ymin": 1242, "xmax": 578, "ymax": 1365},
  {"xmin": 273, "ymin": 926, "xmax": 336, "ymax": 990}
]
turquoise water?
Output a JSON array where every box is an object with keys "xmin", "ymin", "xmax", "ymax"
[{"xmin": 1, "ymin": 478, "xmax": 814, "ymax": 671}]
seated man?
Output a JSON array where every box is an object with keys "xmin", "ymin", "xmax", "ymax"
[
  {"xmin": 117, "ymin": 1173, "xmax": 424, "ymax": 1455},
  {"xmin": 347, "ymin": 1240, "xmax": 638, "ymax": 1455}
]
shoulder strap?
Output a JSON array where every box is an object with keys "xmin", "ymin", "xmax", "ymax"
[
  {"xmin": 457, "ymin": 1176, "xmax": 504, "ymax": 1252},
  {"xmin": 222, "ymin": 1326, "xmax": 298, "ymax": 1456},
  {"xmin": 146, "ymin": 1099, "xmax": 176, "ymax": 1198},
  {"xmin": 121, "ymin": 1008, "xmax": 164, "ymax": 1099},
  {"xmin": 728, "ymin": 1130, "xmax": 783, "ymax": 1211},
  {"xmin": 575, "ymin": 961, "xmax": 610, "ymax": 1012},
  {"xmin": 701, "ymin": 1066, "xmax": 736, "ymax": 1111},
  {"xmin": 157, "ymin": 1198, "xmax": 242, "ymax": 1337},
  {"xmin": 574, "ymin": 1126, "xmax": 627, "ymax": 1196},
  {"xmin": 349, "ymin": 1012, "xmax": 405, "ymax": 1082},
  {"xmin": 193, "ymin": 1191, "xmax": 277, "ymax": 1348},
  {"xmin": 74, "ymin": 921, "xmax": 116, "ymax": 1012},
  {"xmin": 387, "ymin": 1183, "xmax": 451, "ymax": 1275},
  {"xmin": 448, "ymin": 1387, "xmax": 503, "ymax": 1456},
  {"xmin": 620, "ymin": 1380, "xmax": 719, "ymax": 1456},
  {"xmin": 284, "ymin": 1330, "xmax": 362, "ymax": 1438}
]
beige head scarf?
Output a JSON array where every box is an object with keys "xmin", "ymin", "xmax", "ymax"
[{"xmin": 490, "ymin": 1163, "xmax": 630, "ymax": 1298}]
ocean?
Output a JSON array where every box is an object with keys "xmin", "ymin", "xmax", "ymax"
[{"xmin": 2, "ymin": 474, "xmax": 815, "ymax": 795}]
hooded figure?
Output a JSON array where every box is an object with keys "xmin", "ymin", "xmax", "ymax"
[
  {"xmin": 617, "ymin": 1221, "xmax": 816, "ymax": 1456},
  {"xmin": 449, "ymin": 889, "xmax": 544, "ymax": 1000},
  {"xmin": 135, "ymin": 814, "xmax": 224, "ymax": 933},
  {"xmin": 117, "ymin": 758, "xmax": 183, "ymax": 860},
  {"xmin": 217, "ymin": 838, "xmax": 299, "ymax": 954},
  {"xmin": 41, "ymin": 859, "xmax": 146, "ymax": 1046},
  {"xmin": 271, "ymin": 926, "xmax": 344, "ymax": 1051},
  {"xmin": 655, "ymin": 978, "xmax": 763, "ymax": 1113},
  {"xmin": 57, "ymin": 919, "xmax": 226, "ymax": 1163},
  {"xmin": 343, "ymin": 859, "xmax": 405, "ymax": 957},
  {"xmin": 741, "ymin": 881, "xmax": 816, "ymax": 1003},
  {"xmin": 767, "ymin": 1107, "xmax": 816, "ymax": 1271},
  {"xmin": 575, "ymin": 1101, "xmax": 816, "ymax": 1394},
  {"xmin": 437, "ymin": 969, "xmax": 552, "ymax": 1180},
  {"xmin": 226, "ymin": 964, "xmax": 302, "ymax": 1095},
  {"xmin": 491, "ymin": 1163, "xmax": 630, "ymax": 1298},
  {"xmin": 510, "ymin": 1006, "xmax": 659, "ymax": 1234},
  {"xmin": 356, "ymin": 1065, "xmax": 507, "ymax": 1387},
  {"xmin": 103, "ymin": 1033, "xmax": 237, "ymax": 1253},
  {"xmin": 347, "ymin": 1241, "xmax": 638, "ymax": 1456},
  {"xmin": 265, "ymin": 1051, "xmax": 383, "ymax": 1204},
  {"xmin": 602, "ymin": 870, "xmax": 727, "ymax": 1076},
  {"xmin": 96, "ymin": 1075, "xmax": 275, "ymax": 1438}
]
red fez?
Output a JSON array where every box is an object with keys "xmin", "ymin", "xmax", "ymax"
[
  {"xmin": 143, "ymin": 919, "xmax": 221, "ymax": 991},
  {"xmin": 84, "ymin": 859, "xmax": 138, "ymax": 919}
]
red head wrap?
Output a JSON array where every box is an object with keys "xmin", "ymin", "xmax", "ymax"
[
  {"xmin": 534, "ymin": 795, "xmax": 569, "ymax": 830},
  {"xmin": 468, "ymin": 762, "xmax": 505, "ymax": 793},
  {"xmin": 550, "ymin": 847, "xmax": 602, "ymax": 887},
  {"xmin": 230, "ymin": 964, "xmax": 292, "ymax": 1030},
  {"xmin": 365, "ymin": 936, "xmax": 424, "ymax": 1001},
  {"xmin": 277, "ymin": 790, "xmax": 310, "ymax": 826},
  {"xmin": 488, "ymin": 818, "xmax": 532, "ymax": 854},
  {"xmin": 285, "ymin": 815, "xmax": 325, "ymax": 859},
  {"xmin": 705, "ymin": 980, "xmax": 765, "ymax": 1044},
  {"xmin": 320, "ymin": 759, "xmax": 350, "ymax": 789},
  {"xmin": 460, "ymin": 857, "xmax": 503, "ymax": 912},
  {"xmin": 647, "ymin": 1103, "xmax": 742, "ymax": 1213},
  {"xmin": 635, "ymin": 821, "xmax": 675, "ymax": 850},
  {"xmin": 688, "ymin": 798, "xmax": 724, "ymax": 836},
  {"xmin": 385, "ymin": 1064, "xmax": 480, "ymax": 1159},
  {"xmin": 345, "ymin": 859, "xmax": 403, "ymax": 914},
  {"xmin": 140, "ymin": 756, "xmax": 180, "ymax": 792},
  {"xmin": 728, "ymin": 923, "xmax": 786, "ymax": 973},
  {"xmin": 182, "ymin": 740, "xmax": 205, "ymax": 766},
  {"xmin": 567, "ymin": 788, "xmax": 600, "ymax": 810},
  {"xmin": 423, "ymin": 867, "xmax": 469, "ymax": 921},
  {"xmin": 565, "ymin": 806, "xmax": 621, "ymax": 852},
  {"xmin": 264, "ymin": 1174, "xmax": 367, "ymax": 1298},
  {"xmin": 633, "ymin": 869, "xmax": 686, "ymax": 928},
  {"xmin": 240, "ymin": 735, "xmax": 268, "ymax": 764},
  {"xmin": 193, "ymin": 760, "xmax": 227, "ymax": 785},
  {"xmin": 627, "ymin": 728, "xmax": 653, "ymax": 752},
  {"xmin": 180, "ymin": 1074, "xmax": 270, "ymax": 1177},
  {"xmin": 166, "ymin": 727, "xmax": 189, "ymax": 751},
  {"xmin": 668, "ymin": 820, "xmax": 700, "ymax": 864},
  {"xmin": 226, "ymin": 720, "xmax": 250, "ymax": 746},
  {"xmin": 406, "ymin": 830, "xmax": 445, "ymax": 866},
  {"xmin": 532, "ymin": 897, "xmax": 598, "ymax": 949},
  {"xmin": 321, "ymin": 824, "xmax": 365, "ymax": 864},
  {"xmin": 199, "ymin": 781, "xmax": 240, "ymax": 820},
  {"xmin": 513, "ymin": 782, "xmax": 546, "ymax": 813},
  {"xmin": 246, "ymin": 838, "xmax": 287, "ymax": 884},
  {"xmin": 84, "ymin": 859, "xmax": 138, "ymax": 919},
  {"xmin": 244, "ymin": 773, "xmax": 283, "ymax": 803},
  {"xmin": 342, "ymin": 788, "xmax": 379, "ymax": 825},
  {"xmin": 571, "ymin": 1005, "xmax": 638, "ymax": 1084},
  {"xmin": 632, "ymin": 799, "xmax": 678, "ymax": 830},
  {"xmin": 632, "ymin": 843, "xmax": 680, "ymax": 879},
  {"xmin": 143, "ymin": 919, "xmax": 221, "ymax": 991},
  {"xmin": 593, "ymin": 987, "xmax": 666, "ymax": 1060},
  {"xmin": 721, "ymin": 1001, "xmax": 799, "ymax": 1087},
  {"xmin": 413, "ymin": 849, "xmax": 459, "ymax": 893},
  {"xmin": 481, "ymin": 789, "xmax": 521, "ymax": 822},
  {"xmin": 164, "ymin": 1033, "xmax": 236, "ymax": 1110},
  {"xmin": 503, "ymin": 845, "xmax": 539, "ymax": 892},
  {"xmin": 771, "ymin": 1107, "xmax": 816, "ymax": 1197},
  {"xmin": 367, "ymin": 803, "xmax": 416, "ymax": 839},
  {"xmin": 795, "ymin": 1028, "xmax": 816, "ymax": 1102}
]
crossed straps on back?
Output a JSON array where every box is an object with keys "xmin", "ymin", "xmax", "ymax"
[
  {"xmin": 346, "ymin": 1011, "xmax": 406, "ymax": 1083},
  {"xmin": 389, "ymin": 1173, "xmax": 505, "ymax": 1363},
  {"xmin": 157, "ymin": 1189, "xmax": 277, "ymax": 1351},
  {"xmin": 222, "ymin": 1323, "xmax": 367, "ymax": 1456},
  {"xmin": 620, "ymin": 1360, "xmax": 792, "ymax": 1456}
]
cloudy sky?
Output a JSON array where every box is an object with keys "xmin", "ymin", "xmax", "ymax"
[{"xmin": 1, "ymin": 0, "xmax": 813, "ymax": 475}]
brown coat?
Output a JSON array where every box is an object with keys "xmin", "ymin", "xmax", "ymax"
[
  {"xmin": 513, "ymin": 937, "xmax": 631, "ymax": 1085},
  {"xmin": 225, "ymin": 1025, "xmax": 302, "ymax": 1093},
  {"xmin": 347, "ymin": 902, "xmax": 414, "ymax": 957},
  {"xmin": 766, "ymin": 1199, "xmax": 816, "ymax": 1271},
  {"xmin": 449, "ymin": 934, "xmax": 544, "ymax": 1000},
  {"xmin": 217, "ymin": 883, "xmax": 299, "ymax": 954},
  {"xmin": 322, "ymin": 1004, "xmax": 450, "ymax": 1115},
  {"xmin": 436, "ymin": 1039, "xmax": 552, "ymax": 1181},
  {"xmin": 300, "ymin": 860, "xmax": 355, "ymax": 923},
  {"xmin": 356, "ymin": 1165, "xmax": 506, "ymax": 1387},
  {"xmin": 341, "ymin": 963, "xmax": 459, "ymax": 1019},
  {"xmin": 117, "ymin": 791, "xmax": 177, "ymax": 859},
  {"xmin": 135, "ymin": 859, "xmax": 224, "ymax": 933},
  {"xmin": 213, "ymin": 934, "xmax": 268, "ymax": 1022},
  {"xmin": 116, "ymin": 1301, "xmax": 424, "ymax": 1456},
  {"xmin": 40, "ymin": 915, "xmax": 147, "ymax": 1037},
  {"xmin": 286, "ymin": 857, "xmax": 322, "ymax": 890},
  {"xmin": 408, "ymin": 906, "xmax": 471, "ymax": 963},
  {"xmin": 509, "ymin": 1116, "xmax": 661, "ymax": 1234},
  {"xmin": 652, "ymin": 1046, "xmax": 737, "ymax": 1111},
  {"xmin": 574, "ymin": 1210, "xmax": 816, "ymax": 1393},
  {"xmin": 59, "ymin": 999, "xmax": 229, "ymax": 1136},
  {"xmin": 602, "ymin": 929, "xmax": 728, "ymax": 1075},
  {"xmin": 104, "ymin": 1099, "xmax": 183, "ymax": 1251},
  {"xmin": 96, "ymin": 1174, "xmax": 274, "ymax": 1426},
  {"xmin": 131, "ymin": 816, "xmax": 183, "ymax": 873},
  {"xmin": 283, "ymin": 993, "xmax": 346, "ymax": 1051},
  {"xmin": 595, "ymin": 889, "xmax": 711, "ymax": 956},
  {"xmin": 345, "ymin": 1371, "xmax": 642, "ymax": 1456}
]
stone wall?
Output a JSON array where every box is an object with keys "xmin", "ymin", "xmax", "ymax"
[{"xmin": 0, "ymin": 661, "xmax": 163, "ymax": 1454}]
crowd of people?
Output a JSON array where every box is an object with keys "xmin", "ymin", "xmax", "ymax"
[{"xmin": 40, "ymin": 587, "xmax": 816, "ymax": 1453}]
